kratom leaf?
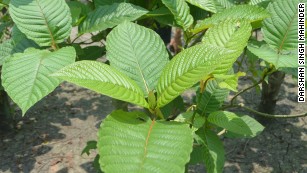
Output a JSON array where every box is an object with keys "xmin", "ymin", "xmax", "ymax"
[
  {"xmin": 215, "ymin": 71, "xmax": 246, "ymax": 92},
  {"xmin": 189, "ymin": 4, "xmax": 210, "ymax": 21},
  {"xmin": 97, "ymin": 110, "xmax": 193, "ymax": 173},
  {"xmin": 80, "ymin": 3, "xmax": 148, "ymax": 34},
  {"xmin": 77, "ymin": 46, "xmax": 105, "ymax": 61},
  {"xmin": 208, "ymin": 111, "xmax": 264, "ymax": 136},
  {"xmin": 161, "ymin": 0, "xmax": 194, "ymax": 30},
  {"xmin": 94, "ymin": 0, "xmax": 127, "ymax": 7},
  {"xmin": 186, "ymin": 0, "xmax": 217, "ymax": 13},
  {"xmin": 249, "ymin": 0, "xmax": 271, "ymax": 8},
  {"xmin": 156, "ymin": 44, "xmax": 233, "ymax": 108},
  {"xmin": 9, "ymin": 0, "xmax": 72, "ymax": 47},
  {"xmin": 262, "ymin": 0, "xmax": 306, "ymax": 51},
  {"xmin": 1, "ymin": 47, "xmax": 76, "ymax": 115},
  {"xmin": 197, "ymin": 80, "xmax": 229, "ymax": 115},
  {"xmin": 247, "ymin": 42, "xmax": 297, "ymax": 69},
  {"xmin": 202, "ymin": 19, "xmax": 252, "ymax": 74},
  {"xmin": 11, "ymin": 26, "xmax": 40, "ymax": 53},
  {"xmin": 193, "ymin": 128, "xmax": 225, "ymax": 173},
  {"xmin": 52, "ymin": 61, "xmax": 149, "ymax": 108},
  {"xmin": 0, "ymin": 40, "xmax": 14, "ymax": 65},
  {"xmin": 106, "ymin": 22, "xmax": 169, "ymax": 95},
  {"xmin": 192, "ymin": 5, "xmax": 269, "ymax": 33}
]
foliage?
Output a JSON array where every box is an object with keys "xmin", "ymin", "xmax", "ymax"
[{"xmin": 0, "ymin": 0, "xmax": 303, "ymax": 172}]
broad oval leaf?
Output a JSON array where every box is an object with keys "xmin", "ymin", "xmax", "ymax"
[
  {"xmin": 247, "ymin": 41, "xmax": 297, "ymax": 69},
  {"xmin": 1, "ymin": 47, "xmax": 76, "ymax": 115},
  {"xmin": 107, "ymin": 22, "xmax": 169, "ymax": 95},
  {"xmin": 192, "ymin": 129, "xmax": 225, "ymax": 173},
  {"xmin": 80, "ymin": 3, "xmax": 148, "ymax": 34},
  {"xmin": 192, "ymin": 5, "xmax": 270, "ymax": 33},
  {"xmin": 52, "ymin": 61, "xmax": 149, "ymax": 108},
  {"xmin": 208, "ymin": 111, "xmax": 264, "ymax": 137},
  {"xmin": 97, "ymin": 110, "xmax": 193, "ymax": 173},
  {"xmin": 9, "ymin": 0, "xmax": 72, "ymax": 47},
  {"xmin": 262, "ymin": 0, "xmax": 306, "ymax": 51},
  {"xmin": 202, "ymin": 19, "xmax": 252, "ymax": 74},
  {"xmin": 156, "ymin": 44, "xmax": 233, "ymax": 108},
  {"xmin": 197, "ymin": 80, "xmax": 229, "ymax": 116},
  {"xmin": 161, "ymin": 0, "xmax": 194, "ymax": 30}
]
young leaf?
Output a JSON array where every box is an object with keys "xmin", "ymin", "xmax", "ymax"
[
  {"xmin": 161, "ymin": 0, "xmax": 194, "ymax": 30},
  {"xmin": 1, "ymin": 47, "xmax": 76, "ymax": 115},
  {"xmin": 157, "ymin": 44, "xmax": 233, "ymax": 108},
  {"xmin": 197, "ymin": 80, "xmax": 229, "ymax": 115},
  {"xmin": 262, "ymin": 0, "xmax": 306, "ymax": 51},
  {"xmin": 97, "ymin": 110, "xmax": 193, "ymax": 173},
  {"xmin": 192, "ymin": 129, "xmax": 225, "ymax": 173},
  {"xmin": 208, "ymin": 111, "xmax": 264, "ymax": 137},
  {"xmin": 106, "ymin": 22, "xmax": 169, "ymax": 95},
  {"xmin": 80, "ymin": 3, "xmax": 148, "ymax": 34},
  {"xmin": 52, "ymin": 61, "xmax": 149, "ymax": 108},
  {"xmin": 9, "ymin": 0, "xmax": 72, "ymax": 47},
  {"xmin": 192, "ymin": 5, "xmax": 270, "ymax": 33}
]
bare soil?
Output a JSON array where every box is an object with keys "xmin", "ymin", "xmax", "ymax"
[{"xmin": 0, "ymin": 75, "xmax": 306, "ymax": 173}]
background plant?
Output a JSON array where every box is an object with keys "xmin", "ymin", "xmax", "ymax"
[{"xmin": 0, "ymin": 0, "xmax": 306, "ymax": 172}]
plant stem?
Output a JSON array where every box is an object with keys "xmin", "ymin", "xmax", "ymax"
[
  {"xmin": 228, "ymin": 103, "xmax": 307, "ymax": 118},
  {"xmin": 230, "ymin": 67, "xmax": 271, "ymax": 106}
]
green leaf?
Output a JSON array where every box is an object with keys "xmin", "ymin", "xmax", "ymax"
[
  {"xmin": 52, "ymin": 61, "xmax": 149, "ymax": 108},
  {"xmin": 192, "ymin": 5, "xmax": 269, "ymax": 33},
  {"xmin": 215, "ymin": 71, "xmax": 246, "ymax": 92},
  {"xmin": 262, "ymin": 0, "xmax": 306, "ymax": 51},
  {"xmin": 161, "ymin": 0, "xmax": 194, "ymax": 30},
  {"xmin": 11, "ymin": 26, "xmax": 40, "ymax": 53},
  {"xmin": 186, "ymin": 0, "xmax": 217, "ymax": 13},
  {"xmin": 175, "ymin": 111, "xmax": 205, "ymax": 129},
  {"xmin": 1, "ymin": 47, "xmax": 76, "ymax": 115},
  {"xmin": 94, "ymin": 0, "xmax": 128, "ymax": 7},
  {"xmin": 202, "ymin": 19, "xmax": 252, "ymax": 74},
  {"xmin": 81, "ymin": 140, "xmax": 97, "ymax": 156},
  {"xmin": 106, "ymin": 22, "xmax": 169, "ymax": 95},
  {"xmin": 68, "ymin": 4, "xmax": 81, "ymax": 26},
  {"xmin": 247, "ymin": 42, "xmax": 297, "ymax": 69},
  {"xmin": 249, "ymin": 0, "xmax": 271, "ymax": 8},
  {"xmin": 193, "ymin": 129, "xmax": 225, "ymax": 173},
  {"xmin": 197, "ymin": 80, "xmax": 229, "ymax": 115},
  {"xmin": 97, "ymin": 110, "xmax": 193, "ymax": 173},
  {"xmin": 9, "ymin": 0, "xmax": 72, "ymax": 47},
  {"xmin": 208, "ymin": 111, "xmax": 264, "ymax": 137},
  {"xmin": 80, "ymin": 3, "xmax": 148, "ymax": 34},
  {"xmin": 0, "ymin": 40, "xmax": 14, "ymax": 65},
  {"xmin": 77, "ymin": 46, "xmax": 106, "ymax": 61},
  {"xmin": 157, "ymin": 44, "xmax": 233, "ymax": 108},
  {"xmin": 160, "ymin": 95, "xmax": 185, "ymax": 119}
]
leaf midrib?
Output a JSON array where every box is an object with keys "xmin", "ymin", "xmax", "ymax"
[
  {"xmin": 277, "ymin": 10, "xmax": 297, "ymax": 53},
  {"xmin": 35, "ymin": 0, "xmax": 56, "ymax": 47},
  {"xmin": 140, "ymin": 119, "xmax": 155, "ymax": 171}
]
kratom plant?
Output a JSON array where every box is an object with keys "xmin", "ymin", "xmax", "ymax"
[{"xmin": 0, "ymin": 0, "xmax": 305, "ymax": 172}]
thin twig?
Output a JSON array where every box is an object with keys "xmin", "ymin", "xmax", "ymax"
[{"xmin": 226, "ymin": 103, "xmax": 307, "ymax": 118}]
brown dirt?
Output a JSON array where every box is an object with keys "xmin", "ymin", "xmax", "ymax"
[{"xmin": 0, "ymin": 76, "xmax": 306, "ymax": 173}]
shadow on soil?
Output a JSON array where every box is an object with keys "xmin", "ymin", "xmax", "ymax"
[{"xmin": 0, "ymin": 83, "xmax": 113, "ymax": 173}]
